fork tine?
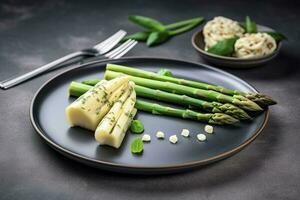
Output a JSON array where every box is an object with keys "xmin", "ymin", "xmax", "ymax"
[
  {"xmin": 104, "ymin": 39, "xmax": 133, "ymax": 57},
  {"xmin": 109, "ymin": 40, "xmax": 138, "ymax": 59},
  {"xmin": 95, "ymin": 32, "xmax": 127, "ymax": 54},
  {"xmin": 93, "ymin": 30, "xmax": 126, "ymax": 50}
]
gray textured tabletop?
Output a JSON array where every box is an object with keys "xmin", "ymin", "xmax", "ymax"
[{"xmin": 0, "ymin": 0, "xmax": 299, "ymax": 199}]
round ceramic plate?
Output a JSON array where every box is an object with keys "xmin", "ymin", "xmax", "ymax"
[
  {"xmin": 192, "ymin": 24, "xmax": 282, "ymax": 68},
  {"xmin": 30, "ymin": 57, "xmax": 269, "ymax": 174}
]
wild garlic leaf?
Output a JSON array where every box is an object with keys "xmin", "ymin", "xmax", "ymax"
[
  {"xmin": 120, "ymin": 32, "xmax": 150, "ymax": 42},
  {"xmin": 265, "ymin": 31, "xmax": 287, "ymax": 42},
  {"xmin": 130, "ymin": 137, "xmax": 143, "ymax": 154},
  {"xmin": 128, "ymin": 15, "xmax": 166, "ymax": 32},
  {"xmin": 207, "ymin": 37, "xmax": 238, "ymax": 56},
  {"xmin": 146, "ymin": 31, "xmax": 170, "ymax": 47},
  {"xmin": 245, "ymin": 16, "xmax": 257, "ymax": 33}
]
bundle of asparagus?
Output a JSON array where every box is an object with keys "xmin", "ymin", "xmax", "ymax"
[
  {"xmin": 106, "ymin": 63, "xmax": 276, "ymax": 107},
  {"xmin": 68, "ymin": 82, "xmax": 238, "ymax": 125},
  {"xmin": 65, "ymin": 76, "xmax": 137, "ymax": 148},
  {"xmin": 104, "ymin": 70, "xmax": 263, "ymax": 112},
  {"xmin": 67, "ymin": 63, "xmax": 276, "ymax": 130},
  {"xmin": 135, "ymin": 101, "xmax": 238, "ymax": 125},
  {"xmin": 70, "ymin": 81, "xmax": 251, "ymax": 120}
]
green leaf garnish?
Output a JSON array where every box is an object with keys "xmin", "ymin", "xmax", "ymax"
[
  {"xmin": 157, "ymin": 68, "xmax": 173, "ymax": 77},
  {"xmin": 207, "ymin": 37, "xmax": 238, "ymax": 56},
  {"xmin": 130, "ymin": 120, "xmax": 144, "ymax": 133},
  {"xmin": 146, "ymin": 31, "xmax": 170, "ymax": 46},
  {"xmin": 168, "ymin": 17, "xmax": 204, "ymax": 36},
  {"xmin": 120, "ymin": 32, "xmax": 150, "ymax": 42},
  {"xmin": 128, "ymin": 15, "xmax": 166, "ymax": 32},
  {"xmin": 239, "ymin": 22, "xmax": 246, "ymax": 30},
  {"xmin": 166, "ymin": 17, "xmax": 204, "ymax": 30},
  {"xmin": 265, "ymin": 31, "xmax": 287, "ymax": 42},
  {"xmin": 245, "ymin": 16, "xmax": 257, "ymax": 33},
  {"xmin": 130, "ymin": 137, "xmax": 143, "ymax": 154},
  {"xmin": 125, "ymin": 16, "xmax": 204, "ymax": 47}
]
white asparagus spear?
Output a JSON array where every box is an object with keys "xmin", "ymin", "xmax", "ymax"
[
  {"xmin": 95, "ymin": 82, "xmax": 136, "ymax": 144},
  {"xmin": 95, "ymin": 89, "xmax": 137, "ymax": 148},
  {"xmin": 65, "ymin": 76, "xmax": 129, "ymax": 131},
  {"xmin": 94, "ymin": 82, "xmax": 133, "ymax": 135},
  {"xmin": 97, "ymin": 82, "xmax": 129, "ymax": 120}
]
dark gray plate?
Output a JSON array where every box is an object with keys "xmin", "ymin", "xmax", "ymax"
[{"xmin": 30, "ymin": 57, "xmax": 269, "ymax": 174}]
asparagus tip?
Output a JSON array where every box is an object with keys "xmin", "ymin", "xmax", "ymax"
[
  {"xmin": 210, "ymin": 113, "xmax": 239, "ymax": 125},
  {"xmin": 245, "ymin": 93, "xmax": 277, "ymax": 107},
  {"xmin": 233, "ymin": 95, "xmax": 263, "ymax": 112},
  {"xmin": 218, "ymin": 103, "xmax": 252, "ymax": 120}
]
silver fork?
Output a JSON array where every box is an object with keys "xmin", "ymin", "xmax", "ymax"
[{"xmin": 0, "ymin": 30, "xmax": 137, "ymax": 89}]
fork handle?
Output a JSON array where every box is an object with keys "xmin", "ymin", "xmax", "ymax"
[{"xmin": 0, "ymin": 51, "xmax": 87, "ymax": 89}]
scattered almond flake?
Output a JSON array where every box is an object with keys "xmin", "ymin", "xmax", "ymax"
[
  {"xmin": 169, "ymin": 135, "xmax": 178, "ymax": 144},
  {"xmin": 197, "ymin": 134, "xmax": 207, "ymax": 142},
  {"xmin": 204, "ymin": 125, "xmax": 214, "ymax": 134},
  {"xmin": 181, "ymin": 129, "xmax": 190, "ymax": 137},
  {"xmin": 142, "ymin": 134, "xmax": 151, "ymax": 142},
  {"xmin": 156, "ymin": 131, "xmax": 165, "ymax": 139}
]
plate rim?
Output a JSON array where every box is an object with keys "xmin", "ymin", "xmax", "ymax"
[{"xmin": 30, "ymin": 56, "xmax": 269, "ymax": 172}]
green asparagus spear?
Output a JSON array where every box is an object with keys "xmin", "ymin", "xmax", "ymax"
[
  {"xmin": 106, "ymin": 63, "xmax": 276, "ymax": 107},
  {"xmin": 71, "ymin": 81, "xmax": 251, "ymax": 120},
  {"xmin": 104, "ymin": 70, "xmax": 263, "ymax": 112},
  {"xmin": 135, "ymin": 100, "xmax": 238, "ymax": 125},
  {"xmin": 135, "ymin": 85, "xmax": 251, "ymax": 120}
]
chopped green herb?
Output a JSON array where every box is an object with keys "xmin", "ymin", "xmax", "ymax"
[
  {"xmin": 130, "ymin": 137, "xmax": 143, "ymax": 154},
  {"xmin": 130, "ymin": 120, "xmax": 144, "ymax": 134},
  {"xmin": 157, "ymin": 68, "xmax": 173, "ymax": 77}
]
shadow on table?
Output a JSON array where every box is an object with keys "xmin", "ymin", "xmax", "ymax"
[
  {"xmin": 197, "ymin": 51, "xmax": 300, "ymax": 81},
  {"xmin": 34, "ymin": 112, "xmax": 282, "ymax": 193}
]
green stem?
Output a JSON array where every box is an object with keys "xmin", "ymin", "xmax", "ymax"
[
  {"xmin": 165, "ymin": 17, "xmax": 204, "ymax": 30},
  {"xmin": 169, "ymin": 18, "xmax": 204, "ymax": 36},
  {"xmin": 68, "ymin": 81, "xmax": 91, "ymax": 97}
]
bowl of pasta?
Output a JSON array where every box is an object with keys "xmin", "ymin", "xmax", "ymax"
[{"xmin": 192, "ymin": 16, "xmax": 284, "ymax": 68}]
